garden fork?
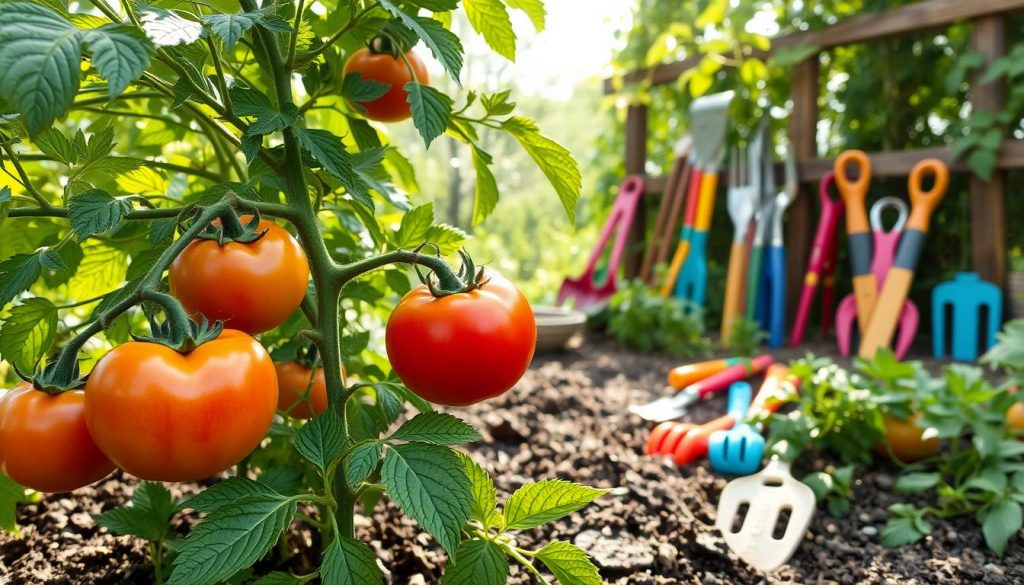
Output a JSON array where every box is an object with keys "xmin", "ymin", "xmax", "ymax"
[{"xmin": 721, "ymin": 145, "xmax": 758, "ymax": 341}]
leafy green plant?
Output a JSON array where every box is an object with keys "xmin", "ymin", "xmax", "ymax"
[
  {"xmin": 723, "ymin": 315, "xmax": 766, "ymax": 356},
  {"xmin": 802, "ymin": 464, "xmax": 855, "ymax": 517},
  {"xmin": 607, "ymin": 280, "xmax": 711, "ymax": 357}
]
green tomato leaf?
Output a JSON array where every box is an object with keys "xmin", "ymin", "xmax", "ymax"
[
  {"xmin": 93, "ymin": 482, "xmax": 174, "ymax": 541},
  {"xmin": 441, "ymin": 539, "xmax": 508, "ymax": 585},
  {"xmin": 380, "ymin": 442, "xmax": 472, "ymax": 555},
  {"xmin": 462, "ymin": 0, "xmax": 516, "ymax": 61},
  {"xmin": 500, "ymin": 116, "xmax": 580, "ymax": 224},
  {"xmin": 341, "ymin": 72, "xmax": 390, "ymax": 103},
  {"xmin": 230, "ymin": 86, "xmax": 274, "ymax": 116},
  {"xmin": 67, "ymin": 189, "xmax": 133, "ymax": 240},
  {"xmin": 425, "ymin": 223, "xmax": 469, "ymax": 256},
  {"xmin": 0, "ymin": 297, "xmax": 57, "ymax": 372},
  {"xmin": 168, "ymin": 493, "xmax": 297, "ymax": 585},
  {"xmin": 177, "ymin": 477, "xmax": 281, "ymax": 513},
  {"xmin": 140, "ymin": 7, "xmax": 202, "ymax": 47},
  {"xmin": 504, "ymin": 480, "xmax": 607, "ymax": 530},
  {"xmin": 294, "ymin": 410, "xmax": 345, "ymax": 472},
  {"xmin": 247, "ymin": 103, "xmax": 299, "ymax": 136},
  {"xmin": 455, "ymin": 452, "xmax": 501, "ymax": 529},
  {"xmin": 880, "ymin": 516, "xmax": 926, "ymax": 547},
  {"xmin": 404, "ymin": 82, "xmax": 453, "ymax": 148},
  {"xmin": 294, "ymin": 127, "xmax": 372, "ymax": 210},
  {"xmin": 983, "ymin": 499, "xmax": 1022, "ymax": 557},
  {"xmin": 251, "ymin": 573, "xmax": 301, "ymax": 585},
  {"xmin": 376, "ymin": 2, "xmax": 463, "ymax": 82},
  {"xmin": 34, "ymin": 127, "xmax": 78, "ymax": 165},
  {"xmin": 893, "ymin": 472, "xmax": 942, "ymax": 494},
  {"xmin": 83, "ymin": 24, "xmax": 153, "ymax": 98},
  {"xmin": 395, "ymin": 202, "xmax": 435, "ymax": 248},
  {"xmin": 389, "ymin": 412, "xmax": 482, "ymax": 446},
  {"xmin": 202, "ymin": 8, "xmax": 291, "ymax": 51},
  {"xmin": 0, "ymin": 251, "xmax": 56, "ymax": 309},
  {"xmin": 470, "ymin": 146, "xmax": 499, "ymax": 225},
  {"xmin": 535, "ymin": 541, "xmax": 602, "ymax": 585},
  {"xmin": 345, "ymin": 440, "xmax": 383, "ymax": 487},
  {"xmin": 321, "ymin": 536, "xmax": 383, "ymax": 585},
  {"xmin": 0, "ymin": 472, "xmax": 35, "ymax": 534},
  {"xmin": 505, "ymin": 0, "xmax": 545, "ymax": 32}
]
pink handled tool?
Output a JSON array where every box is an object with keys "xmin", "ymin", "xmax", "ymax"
[
  {"xmin": 557, "ymin": 177, "xmax": 644, "ymax": 312},
  {"xmin": 790, "ymin": 172, "xmax": 845, "ymax": 346},
  {"xmin": 835, "ymin": 197, "xmax": 919, "ymax": 359}
]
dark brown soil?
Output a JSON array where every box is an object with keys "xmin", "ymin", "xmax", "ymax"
[{"xmin": 2, "ymin": 335, "xmax": 1021, "ymax": 584}]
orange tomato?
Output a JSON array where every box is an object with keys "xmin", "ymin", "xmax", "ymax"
[
  {"xmin": 84, "ymin": 330, "xmax": 278, "ymax": 482},
  {"xmin": 0, "ymin": 383, "xmax": 116, "ymax": 492},
  {"xmin": 343, "ymin": 46, "xmax": 429, "ymax": 122},
  {"xmin": 875, "ymin": 414, "xmax": 940, "ymax": 462},
  {"xmin": 168, "ymin": 220, "xmax": 309, "ymax": 334},
  {"xmin": 275, "ymin": 361, "xmax": 347, "ymax": 419},
  {"xmin": 1007, "ymin": 402, "xmax": 1024, "ymax": 432}
]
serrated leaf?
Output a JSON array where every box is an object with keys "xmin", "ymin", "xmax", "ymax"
[
  {"xmin": 880, "ymin": 516, "xmax": 926, "ymax": 547},
  {"xmin": 500, "ymin": 116, "xmax": 580, "ymax": 224},
  {"xmin": 149, "ymin": 218, "xmax": 177, "ymax": 247},
  {"xmin": 202, "ymin": 12, "xmax": 259, "ymax": 51},
  {"xmin": 462, "ymin": 0, "xmax": 516, "ymax": 61},
  {"xmin": 535, "ymin": 541, "xmax": 601, "ymax": 585},
  {"xmin": 471, "ymin": 146, "xmax": 498, "ymax": 225},
  {"xmin": 178, "ymin": 477, "xmax": 280, "ymax": 513},
  {"xmin": 34, "ymin": 127, "xmax": 77, "ymax": 165},
  {"xmin": 390, "ymin": 412, "xmax": 482, "ymax": 446},
  {"xmin": 0, "ymin": 472, "xmax": 34, "ymax": 533},
  {"xmin": 248, "ymin": 104, "xmax": 299, "ymax": 136},
  {"xmin": 405, "ymin": 82, "xmax": 452, "ymax": 147},
  {"xmin": 455, "ymin": 452, "xmax": 499, "ymax": 528},
  {"xmin": 294, "ymin": 127, "xmax": 371, "ymax": 210},
  {"xmin": 0, "ymin": 3, "xmax": 83, "ymax": 136},
  {"xmin": 257, "ymin": 467, "xmax": 304, "ymax": 496},
  {"xmin": 345, "ymin": 441, "xmax": 382, "ymax": 487},
  {"xmin": 42, "ymin": 241, "xmax": 81, "ymax": 287},
  {"xmin": 381, "ymin": 442, "xmax": 472, "ymax": 555},
  {"xmin": 426, "ymin": 223, "xmax": 468, "ymax": 255},
  {"xmin": 230, "ymin": 86, "xmax": 274, "ymax": 116},
  {"xmin": 83, "ymin": 24, "xmax": 153, "ymax": 97},
  {"xmin": 93, "ymin": 482, "xmax": 173, "ymax": 541},
  {"xmin": 410, "ymin": 0, "xmax": 459, "ymax": 10},
  {"xmin": 504, "ymin": 480, "xmax": 607, "ymax": 530},
  {"xmin": 505, "ymin": 0, "xmax": 545, "ymax": 31},
  {"xmin": 168, "ymin": 494, "xmax": 296, "ymax": 585},
  {"xmin": 322, "ymin": 537, "xmax": 383, "ymax": 585},
  {"xmin": 984, "ymin": 500, "xmax": 1024, "ymax": 556},
  {"xmin": 140, "ymin": 7, "xmax": 202, "ymax": 47},
  {"xmin": 0, "ymin": 297, "xmax": 57, "ymax": 371},
  {"xmin": 118, "ymin": 166, "xmax": 168, "ymax": 195},
  {"xmin": 251, "ymin": 573, "xmax": 301, "ymax": 585},
  {"xmin": 341, "ymin": 72, "xmax": 390, "ymax": 103},
  {"xmin": 377, "ymin": 2, "xmax": 463, "ymax": 82},
  {"xmin": 294, "ymin": 411, "xmax": 345, "ymax": 471},
  {"xmin": 441, "ymin": 539, "xmax": 508, "ymax": 585},
  {"xmin": 0, "ymin": 252, "xmax": 47, "ymax": 308},
  {"xmin": 395, "ymin": 203, "xmax": 434, "ymax": 248},
  {"xmin": 67, "ymin": 189, "xmax": 132, "ymax": 240}
]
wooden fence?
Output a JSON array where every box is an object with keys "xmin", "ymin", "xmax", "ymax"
[{"xmin": 606, "ymin": 0, "xmax": 1024, "ymax": 316}]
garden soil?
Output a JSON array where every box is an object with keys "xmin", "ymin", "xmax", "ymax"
[{"xmin": 2, "ymin": 334, "xmax": 1022, "ymax": 584}]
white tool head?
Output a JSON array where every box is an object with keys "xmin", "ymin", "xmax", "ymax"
[
  {"xmin": 715, "ymin": 457, "xmax": 816, "ymax": 572},
  {"xmin": 690, "ymin": 91, "xmax": 735, "ymax": 170}
]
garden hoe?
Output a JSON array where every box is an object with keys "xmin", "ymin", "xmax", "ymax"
[
  {"xmin": 660, "ymin": 91, "xmax": 734, "ymax": 298},
  {"xmin": 721, "ymin": 140, "xmax": 759, "ymax": 340},
  {"xmin": 629, "ymin": 354, "xmax": 772, "ymax": 422},
  {"xmin": 556, "ymin": 176, "xmax": 644, "ymax": 312},
  {"xmin": 716, "ymin": 441, "xmax": 816, "ymax": 572},
  {"xmin": 642, "ymin": 135, "xmax": 693, "ymax": 286}
]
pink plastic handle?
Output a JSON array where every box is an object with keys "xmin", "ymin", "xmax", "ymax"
[
  {"xmin": 791, "ymin": 173, "xmax": 845, "ymax": 346},
  {"xmin": 692, "ymin": 355, "xmax": 774, "ymax": 399},
  {"xmin": 577, "ymin": 177, "xmax": 645, "ymax": 284}
]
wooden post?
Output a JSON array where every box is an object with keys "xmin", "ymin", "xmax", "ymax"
[
  {"xmin": 969, "ymin": 15, "xmax": 1008, "ymax": 291},
  {"xmin": 624, "ymin": 104, "xmax": 648, "ymax": 279},
  {"xmin": 787, "ymin": 57, "xmax": 820, "ymax": 329}
]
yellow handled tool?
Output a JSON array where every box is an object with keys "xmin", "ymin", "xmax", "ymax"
[{"xmin": 835, "ymin": 150, "xmax": 874, "ymax": 333}]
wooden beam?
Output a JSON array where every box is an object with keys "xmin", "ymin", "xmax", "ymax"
[
  {"xmin": 623, "ymin": 104, "xmax": 648, "ymax": 279},
  {"xmin": 786, "ymin": 57, "xmax": 820, "ymax": 335},
  {"xmin": 969, "ymin": 16, "xmax": 1008, "ymax": 290},
  {"xmin": 605, "ymin": 0, "xmax": 1024, "ymax": 93}
]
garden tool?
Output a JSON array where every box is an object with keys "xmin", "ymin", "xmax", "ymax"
[
  {"xmin": 629, "ymin": 354, "xmax": 773, "ymax": 422},
  {"xmin": 716, "ymin": 442, "xmax": 815, "ymax": 573},
  {"xmin": 759, "ymin": 149, "xmax": 798, "ymax": 347},
  {"xmin": 721, "ymin": 143, "xmax": 758, "ymax": 340},
  {"xmin": 556, "ymin": 177, "xmax": 644, "ymax": 312},
  {"xmin": 668, "ymin": 357, "xmax": 743, "ymax": 389},
  {"xmin": 835, "ymin": 150, "xmax": 876, "ymax": 333},
  {"xmin": 836, "ymin": 197, "xmax": 919, "ymax": 359},
  {"xmin": 859, "ymin": 159, "xmax": 948, "ymax": 358},
  {"xmin": 660, "ymin": 91, "xmax": 735, "ymax": 298},
  {"xmin": 708, "ymin": 364, "xmax": 794, "ymax": 475},
  {"xmin": 744, "ymin": 122, "xmax": 774, "ymax": 324},
  {"xmin": 933, "ymin": 272, "xmax": 1002, "ymax": 361},
  {"xmin": 642, "ymin": 136, "xmax": 693, "ymax": 286},
  {"xmin": 790, "ymin": 172, "xmax": 844, "ymax": 346},
  {"xmin": 670, "ymin": 381, "xmax": 752, "ymax": 466}
]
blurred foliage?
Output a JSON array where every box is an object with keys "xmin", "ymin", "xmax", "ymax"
[{"xmin": 607, "ymin": 280, "xmax": 712, "ymax": 356}]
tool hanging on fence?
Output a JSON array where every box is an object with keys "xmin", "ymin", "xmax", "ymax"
[
  {"xmin": 859, "ymin": 159, "xmax": 948, "ymax": 357},
  {"xmin": 790, "ymin": 172, "xmax": 844, "ymax": 346},
  {"xmin": 660, "ymin": 91, "xmax": 735, "ymax": 299},
  {"xmin": 744, "ymin": 123, "xmax": 773, "ymax": 325},
  {"xmin": 556, "ymin": 177, "xmax": 645, "ymax": 312},
  {"xmin": 641, "ymin": 136, "xmax": 693, "ymax": 286},
  {"xmin": 835, "ymin": 197, "xmax": 919, "ymax": 359},
  {"xmin": 933, "ymin": 272, "xmax": 1002, "ymax": 362},
  {"xmin": 835, "ymin": 150, "xmax": 876, "ymax": 333},
  {"xmin": 759, "ymin": 150, "xmax": 798, "ymax": 347},
  {"xmin": 721, "ymin": 139, "xmax": 759, "ymax": 340}
]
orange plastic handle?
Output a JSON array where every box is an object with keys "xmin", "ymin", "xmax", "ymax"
[
  {"xmin": 667, "ymin": 358, "xmax": 732, "ymax": 389},
  {"xmin": 720, "ymin": 241, "xmax": 748, "ymax": 341},
  {"xmin": 748, "ymin": 364, "xmax": 797, "ymax": 416},
  {"xmin": 694, "ymin": 170, "xmax": 718, "ymax": 230},
  {"xmin": 906, "ymin": 158, "xmax": 949, "ymax": 232},
  {"xmin": 834, "ymin": 150, "xmax": 871, "ymax": 233}
]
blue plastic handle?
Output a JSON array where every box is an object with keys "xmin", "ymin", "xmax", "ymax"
[
  {"xmin": 674, "ymin": 230, "xmax": 709, "ymax": 309},
  {"xmin": 726, "ymin": 381, "xmax": 753, "ymax": 419},
  {"xmin": 767, "ymin": 244, "xmax": 787, "ymax": 347}
]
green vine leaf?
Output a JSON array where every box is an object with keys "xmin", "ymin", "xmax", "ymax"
[
  {"xmin": 83, "ymin": 24, "xmax": 154, "ymax": 97},
  {"xmin": 455, "ymin": 452, "xmax": 501, "ymax": 529},
  {"xmin": 294, "ymin": 127, "xmax": 372, "ymax": 210},
  {"xmin": 177, "ymin": 477, "xmax": 281, "ymax": 513},
  {"xmin": 377, "ymin": 1, "xmax": 464, "ymax": 83},
  {"xmin": 202, "ymin": 8, "xmax": 292, "ymax": 52},
  {"xmin": 462, "ymin": 0, "xmax": 516, "ymax": 61},
  {"xmin": 441, "ymin": 539, "xmax": 508, "ymax": 585},
  {"xmin": 395, "ymin": 203, "xmax": 435, "ymax": 248},
  {"xmin": 322, "ymin": 537, "xmax": 384, "ymax": 585},
  {"xmin": 505, "ymin": 0, "xmax": 546, "ymax": 32},
  {"xmin": 535, "ymin": 541, "xmax": 602, "ymax": 585},
  {"xmin": 0, "ymin": 472, "xmax": 35, "ymax": 534},
  {"xmin": 500, "ymin": 116, "xmax": 581, "ymax": 224},
  {"xmin": 983, "ymin": 499, "xmax": 1022, "ymax": 556},
  {"xmin": 341, "ymin": 72, "xmax": 390, "ymax": 103},
  {"xmin": 345, "ymin": 440, "xmax": 383, "ymax": 487},
  {"xmin": 0, "ymin": 250, "xmax": 64, "ymax": 309},
  {"xmin": 0, "ymin": 297, "xmax": 57, "ymax": 372},
  {"xmin": 471, "ymin": 146, "xmax": 498, "ymax": 225},
  {"xmin": 294, "ymin": 411, "xmax": 345, "ymax": 472},
  {"xmin": 389, "ymin": 412, "xmax": 482, "ymax": 446},
  {"xmin": 504, "ymin": 480, "xmax": 607, "ymax": 530},
  {"xmin": 93, "ymin": 482, "xmax": 174, "ymax": 541},
  {"xmin": 140, "ymin": 7, "xmax": 203, "ymax": 47},
  {"xmin": 380, "ymin": 442, "xmax": 473, "ymax": 555},
  {"xmin": 67, "ymin": 189, "xmax": 132, "ymax": 240},
  {"xmin": 405, "ymin": 82, "xmax": 453, "ymax": 148}
]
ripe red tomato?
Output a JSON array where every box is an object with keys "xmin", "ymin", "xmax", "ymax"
[
  {"xmin": 84, "ymin": 330, "xmax": 278, "ymax": 482},
  {"xmin": 874, "ymin": 414, "xmax": 940, "ymax": 462},
  {"xmin": 343, "ymin": 44, "xmax": 429, "ymax": 122},
  {"xmin": 275, "ymin": 361, "xmax": 347, "ymax": 419},
  {"xmin": 168, "ymin": 219, "xmax": 309, "ymax": 334},
  {"xmin": 385, "ymin": 271, "xmax": 536, "ymax": 406},
  {"xmin": 0, "ymin": 383, "xmax": 116, "ymax": 492}
]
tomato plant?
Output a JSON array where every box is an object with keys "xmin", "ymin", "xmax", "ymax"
[
  {"xmin": 386, "ymin": 266, "xmax": 536, "ymax": 406},
  {"xmin": 0, "ymin": 0, "xmax": 601, "ymax": 582}
]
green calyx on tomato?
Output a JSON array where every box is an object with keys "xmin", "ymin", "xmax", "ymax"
[
  {"xmin": 132, "ymin": 314, "xmax": 225, "ymax": 354},
  {"xmin": 192, "ymin": 206, "xmax": 269, "ymax": 245},
  {"xmin": 416, "ymin": 248, "xmax": 486, "ymax": 298}
]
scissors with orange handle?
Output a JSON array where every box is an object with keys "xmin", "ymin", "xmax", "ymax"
[
  {"xmin": 858, "ymin": 159, "xmax": 949, "ymax": 358},
  {"xmin": 834, "ymin": 150, "xmax": 874, "ymax": 333}
]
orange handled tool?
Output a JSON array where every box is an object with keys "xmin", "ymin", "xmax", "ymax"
[
  {"xmin": 660, "ymin": 168, "xmax": 702, "ymax": 297},
  {"xmin": 859, "ymin": 159, "xmax": 948, "ymax": 358},
  {"xmin": 835, "ymin": 150, "xmax": 874, "ymax": 333},
  {"xmin": 668, "ymin": 357, "xmax": 742, "ymax": 389}
]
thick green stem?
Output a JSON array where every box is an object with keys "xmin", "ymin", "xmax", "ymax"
[{"xmin": 334, "ymin": 249, "xmax": 466, "ymax": 290}]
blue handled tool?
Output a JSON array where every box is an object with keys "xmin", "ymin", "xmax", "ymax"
[
  {"xmin": 759, "ymin": 150, "xmax": 798, "ymax": 347},
  {"xmin": 709, "ymin": 365, "xmax": 792, "ymax": 475},
  {"xmin": 933, "ymin": 272, "xmax": 1002, "ymax": 361}
]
